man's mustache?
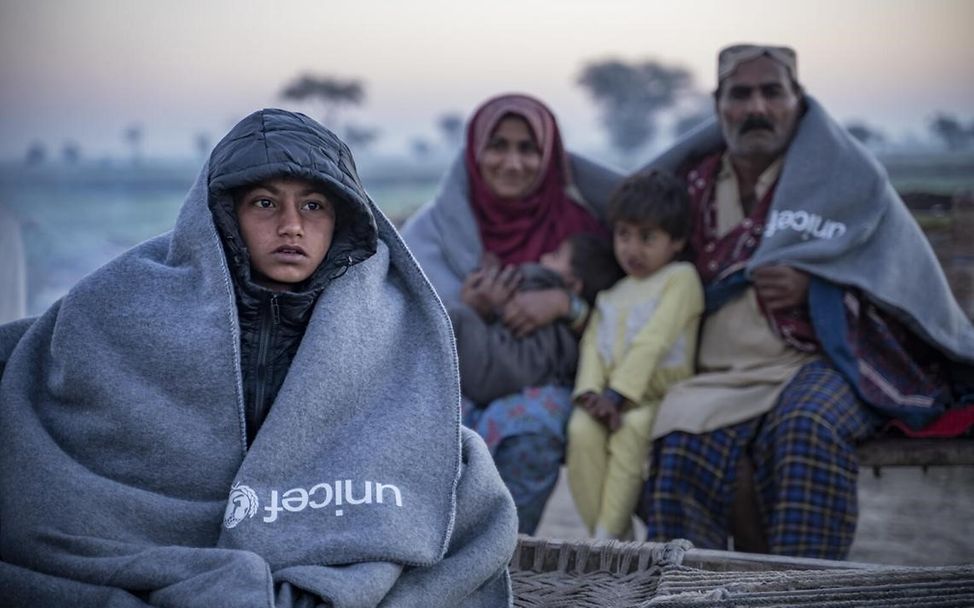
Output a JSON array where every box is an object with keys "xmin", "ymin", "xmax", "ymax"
[{"xmin": 740, "ymin": 116, "xmax": 775, "ymax": 134}]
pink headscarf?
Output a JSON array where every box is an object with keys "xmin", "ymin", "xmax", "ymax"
[{"xmin": 464, "ymin": 94, "xmax": 605, "ymax": 266}]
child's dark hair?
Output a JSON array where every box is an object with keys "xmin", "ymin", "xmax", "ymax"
[
  {"xmin": 606, "ymin": 169, "xmax": 690, "ymax": 241},
  {"xmin": 567, "ymin": 234, "xmax": 624, "ymax": 305}
]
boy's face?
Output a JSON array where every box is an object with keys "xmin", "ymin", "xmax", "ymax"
[
  {"xmin": 613, "ymin": 221, "xmax": 684, "ymax": 279},
  {"xmin": 235, "ymin": 177, "xmax": 336, "ymax": 291},
  {"xmin": 539, "ymin": 240, "xmax": 582, "ymax": 294}
]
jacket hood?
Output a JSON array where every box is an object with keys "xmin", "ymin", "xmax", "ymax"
[{"xmin": 207, "ymin": 108, "xmax": 378, "ymax": 294}]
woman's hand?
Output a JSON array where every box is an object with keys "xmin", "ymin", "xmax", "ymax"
[
  {"xmin": 461, "ymin": 254, "xmax": 521, "ymax": 319},
  {"xmin": 751, "ymin": 265, "xmax": 810, "ymax": 311},
  {"xmin": 501, "ymin": 288, "xmax": 571, "ymax": 337}
]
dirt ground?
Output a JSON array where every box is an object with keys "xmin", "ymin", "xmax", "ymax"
[{"xmin": 534, "ymin": 465, "xmax": 974, "ymax": 567}]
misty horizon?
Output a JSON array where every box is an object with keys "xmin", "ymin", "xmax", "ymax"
[{"xmin": 2, "ymin": 1, "xmax": 972, "ymax": 164}]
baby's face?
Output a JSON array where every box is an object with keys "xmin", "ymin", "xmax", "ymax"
[{"xmin": 539, "ymin": 241, "xmax": 578, "ymax": 288}]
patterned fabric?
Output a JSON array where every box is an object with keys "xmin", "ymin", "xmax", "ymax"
[
  {"xmin": 684, "ymin": 152, "xmax": 818, "ymax": 352},
  {"xmin": 464, "ymin": 385, "xmax": 574, "ymax": 534},
  {"xmin": 640, "ymin": 360, "xmax": 881, "ymax": 559},
  {"xmin": 685, "ymin": 153, "xmax": 769, "ymax": 286},
  {"xmin": 811, "ymin": 279, "xmax": 962, "ymax": 429}
]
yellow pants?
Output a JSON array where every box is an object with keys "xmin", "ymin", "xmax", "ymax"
[{"xmin": 565, "ymin": 403, "xmax": 657, "ymax": 537}]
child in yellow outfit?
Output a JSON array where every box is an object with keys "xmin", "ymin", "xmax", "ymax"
[{"xmin": 567, "ymin": 169, "xmax": 704, "ymax": 539}]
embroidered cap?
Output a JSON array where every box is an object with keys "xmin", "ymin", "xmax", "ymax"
[{"xmin": 718, "ymin": 44, "xmax": 798, "ymax": 83}]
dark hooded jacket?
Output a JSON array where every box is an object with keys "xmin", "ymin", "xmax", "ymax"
[{"xmin": 207, "ymin": 109, "xmax": 378, "ymax": 444}]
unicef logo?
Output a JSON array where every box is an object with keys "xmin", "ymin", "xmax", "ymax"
[
  {"xmin": 223, "ymin": 483, "xmax": 259, "ymax": 529},
  {"xmin": 221, "ymin": 479, "xmax": 405, "ymax": 526}
]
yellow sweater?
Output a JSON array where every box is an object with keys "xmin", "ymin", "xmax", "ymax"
[{"xmin": 573, "ymin": 261, "xmax": 704, "ymax": 407}]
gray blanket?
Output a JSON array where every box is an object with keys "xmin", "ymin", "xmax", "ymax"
[
  {"xmin": 0, "ymin": 110, "xmax": 517, "ymax": 607},
  {"xmin": 645, "ymin": 96, "xmax": 974, "ymax": 363}
]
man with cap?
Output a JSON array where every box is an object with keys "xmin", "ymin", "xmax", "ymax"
[{"xmin": 637, "ymin": 44, "xmax": 974, "ymax": 559}]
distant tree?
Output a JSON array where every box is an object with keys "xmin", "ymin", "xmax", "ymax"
[
  {"xmin": 25, "ymin": 141, "xmax": 47, "ymax": 166},
  {"xmin": 343, "ymin": 124, "xmax": 380, "ymax": 151},
  {"xmin": 61, "ymin": 141, "xmax": 82, "ymax": 165},
  {"xmin": 577, "ymin": 58, "xmax": 694, "ymax": 158},
  {"xmin": 928, "ymin": 113, "xmax": 974, "ymax": 151},
  {"xmin": 437, "ymin": 112, "xmax": 464, "ymax": 149},
  {"xmin": 124, "ymin": 124, "xmax": 144, "ymax": 164},
  {"xmin": 410, "ymin": 137, "xmax": 432, "ymax": 159},
  {"xmin": 194, "ymin": 132, "xmax": 212, "ymax": 159},
  {"xmin": 280, "ymin": 74, "xmax": 365, "ymax": 128},
  {"xmin": 845, "ymin": 121, "xmax": 885, "ymax": 147}
]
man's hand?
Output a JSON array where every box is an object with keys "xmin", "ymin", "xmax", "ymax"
[
  {"xmin": 751, "ymin": 265, "xmax": 810, "ymax": 311},
  {"xmin": 501, "ymin": 288, "xmax": 571, "ymax": 337}
]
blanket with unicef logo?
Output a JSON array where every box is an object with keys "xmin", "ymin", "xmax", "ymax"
[
  {"xmin": 647, "ymin": 95, "xmax": 974, "ymax": 364},
  {"xmin": 644, "ymin": 96, "xmax": 974, "ymax": 431},
  {"xmin": 0, "ymin": 109, "xmax": 516, "ymax": 607}
]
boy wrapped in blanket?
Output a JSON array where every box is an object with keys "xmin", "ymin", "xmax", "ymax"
[{"xmin": 0, "ymin": 109, "xmax": 517, "ymax": 608}]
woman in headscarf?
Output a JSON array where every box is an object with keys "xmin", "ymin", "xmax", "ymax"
[{"xmin": 402, "ymin": 94, "xmax": 623, "ymax": 533}]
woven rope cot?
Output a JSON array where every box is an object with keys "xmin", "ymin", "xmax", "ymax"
[
  {"xmin": 510, "ymin": 537, "xmax": 690, "ymax": 607},
  {"xmin": 651, "ymin": 564, "xmax": 974, "ymax": 606},
  {"xmin": 511, "ymin": 537, "xmax": 974, "ymax": 607}
]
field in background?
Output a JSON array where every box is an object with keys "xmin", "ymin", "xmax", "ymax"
[
  {"xmin": 884, "ymin": 151, "xmax": 974, "ymax": 197},
  {"xmin": 1, "ymin": 151, "xmax": 971, "ymax": 316},
  {"xmin": 0, "ymin": 159, "xmax": 443, "ymax": 315}
]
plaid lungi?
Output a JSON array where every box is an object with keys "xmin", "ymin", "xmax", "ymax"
[{"xmin": 639, "ymin": 359, "xmax": 881, "ymax": 559}]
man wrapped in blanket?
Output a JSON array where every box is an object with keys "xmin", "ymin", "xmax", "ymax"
[
  {"xmin": 0, "ymin": 109, "xmax": 517, "ymax": 607},
  {"xmin": 638, "ymin": 44, "xmax": 974, "ymax": 559}
]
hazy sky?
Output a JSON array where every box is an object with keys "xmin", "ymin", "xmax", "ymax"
[{"xmin": 1, "ymin": 0, "xmax": 972, "ymax": 161}]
